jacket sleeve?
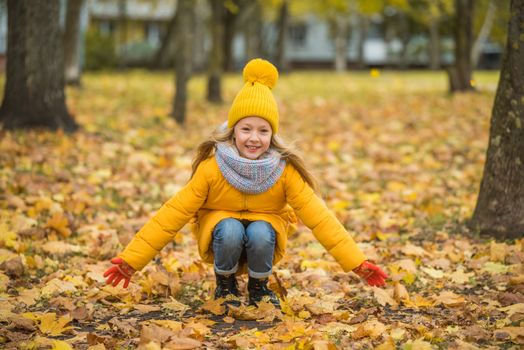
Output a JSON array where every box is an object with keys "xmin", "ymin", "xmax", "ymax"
[
  {"xmin": 284, "ymin": 165, "xmax": 366, "ymax": 272},
  {"xmin": 119, "ymin": 161, "xmax": 212, "ymax": 270}
]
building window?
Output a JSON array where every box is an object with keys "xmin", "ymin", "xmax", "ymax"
[
  {"xmin": 288, "ymin": 23, "xmax": 307, "ymax": 47},
  {"xmin": 99, "ymin": 20, "xmax": 115, "ymax": 36},
  {"xmin": 144, "ymin": 22, "xmax": 161, "ymax": 47}
]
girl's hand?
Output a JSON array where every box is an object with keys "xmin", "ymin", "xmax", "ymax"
[
  {"xmin": 353, "ymin": 261, "xmax": 389, "ymax": 287},
  {"xmin": 103, "ymin": 257, "xmax": 136, "ymax": 288}
]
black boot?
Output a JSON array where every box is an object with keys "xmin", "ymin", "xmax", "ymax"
[
  {"xmin": 214, "ymin": 274, "xmax": 241, "ymax": 308},
  {"xmin": 248, "ymin": 277, "xmax": 280, "ymax": 308}
]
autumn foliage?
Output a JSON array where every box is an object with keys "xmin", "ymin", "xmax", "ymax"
[{"xmin": 0, "ymin": 71, "xmax": 523, "ymax": 349}]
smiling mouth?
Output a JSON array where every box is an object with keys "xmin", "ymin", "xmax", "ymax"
[{"xmin": 246, "ymin": 145, "xmax": 260, "ymax": 151}]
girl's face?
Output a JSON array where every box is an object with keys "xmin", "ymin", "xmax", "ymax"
[{"xmin": 233, "ymin": 116, "xmax": 272, "ymax": 159}]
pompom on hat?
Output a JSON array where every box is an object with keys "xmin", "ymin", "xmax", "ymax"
[{"xmin": 227, "ymin": 58, "xmax": 280, "ymax": 133}]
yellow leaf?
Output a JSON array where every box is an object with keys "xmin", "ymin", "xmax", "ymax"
[
  {"xmin": 327, "ymin": 140, "xmax": 340, "ymax": 152},
  {"xmin": 46, "ymin": 212, "xmax": 71, "ymax": 237},
  {"xmin": 300, "ymin": 259, "xmax": 340, "ymax": 271},
  {"xmin": 370, "ymin": 69, "xmax": 380, "ymax": 78},
  {"xmin": 393, "ymin": 282, "xmax": 410, "ymax": 302},
  {"xmin": 499, "ymin": 303, "xmax": 524, "ymax": 318},
  {"xmin": 375, "ymin": 231, "xmax": 399, "ymax": 241},
  {"xmin": 353, "ymin": 320, "xmax": 388, "ymax": 339},
  {"xmin": 482, "ymin": 262, "xmax": 511, "ymax": 274},
  {"xmin": 421, "ymin": 267, "xmax": 444, "ymax": 279},
  {"xmin": 52, "ymin": 340, "xmax": 73, "ymax": 350},
  {"xmin": 433, "ymin": 291, "xmax": 466, "ymax": 307},
  {"xmin": 34, "ymin": 197, "xmax": 54, "ymax": 213},
  {"xmin": 402, "ymin": 190, "xmax": 418, "ymax": 202},
  {"xmin": 402, "ymin": 338, "xmax": 435, "ymax": 349},
  {"xmin": 201, "ymin": 298, "xmax": 225, "ymax": 316},
  {"xmin": 0, "ymin": 223, "xmax": 18, "ymax": 249},
  {"xmin": 38, "ymin": 313, "xmax": 73, "ymax": 336},
  {"xmin": 449, "ymin": 267, "xmax": 474, "ymax": 284},
  {"xmin": 403, "ymin": 295, "xmax": 434, "ymax": 308},
  {"xmin": 151, "ymin": 319, "xmax": 183, "ymax": 332},
  {"xmin": 490, "ymin": 241, "xmax": 508, "ymax": 262},
  {"xmin": 390, "ymin": 328, "xmax": 406, "ymax": 340},
  {"xmin": 374, "ymin": 338, "xmax": 396, "ymax": 350},
  {"xmin": 0, "ymin": 272, "xmax": 9, "ymax": 292},
  {"xmin": 41, "ymin": 278, "xmax": 77, "ymax": 296},
  {"xmin": 298, "ymin": 310, "xmax": 311, "ymax": 319}
]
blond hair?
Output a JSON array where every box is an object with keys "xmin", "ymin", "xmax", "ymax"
[{"xmin": 191, "ymin": 126, "xmax": 318, "ymax": 192}]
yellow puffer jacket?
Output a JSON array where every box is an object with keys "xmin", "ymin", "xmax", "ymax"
[{"xmin": 119, "ymin": 157, "xmax": 366, "ymax": 272}]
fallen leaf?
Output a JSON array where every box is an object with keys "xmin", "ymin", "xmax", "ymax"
[
  {"xmin": 482, "ymin": 262, "xmax": 511, "ymax": 274},
  {"xmin": 402, "ymin": 243, "xmax": 429, "ymax": 257},
  {"xmin": 51, "ymin": 340, "xmax": 73, "ymax": 350},
  {"xmin": 449, "ymin": 267, "xmax": 474, "ymax": 284},
  {"xmin": 494, "ymin": 327, "xmax": 524, "ymax": 344},
  {"xmin": 433, "ymin": 291, "xmax": 466, "ymax": 307},
  {"xmin": 41, "ymin": 278, "xmax": 77, "ymax": 296},
  {"xmin": 352, "ymin": 320, "xmax": 388, "ymax": 339},
  {"xmin": 402, "ymin": 338, "xmax": 435, "ymax": 349},
  {"xmin": 164, "ymin": 337, "xmax": 202, "ymax": 349},
  {"xmin": 463, "ymin": 325, "xmax": 491, "ymax": 342},
  {"xmin": 393, "ymin": 282, "xmax": 410, "ymax": 302},
  {"xmin": 163, "ymin": 298, "xmax": 190, "ymax": 316},
  {"xmin": 420, "ymin": 267, "xmax": 444, "ymax": 279},
  {"xmin": 41, "ymin": 241, "xmax": 82, "ymax": 256},
  {"xmin": 27, "ymin": 312, "xmax": 73, "ymax": 336},
  {"xmin": 46, "ymin": 212, "xmax": 72, "ymax": 237},
  {"xmin": 373, "ymin": 287, "xmax": 398, "ymax": 307},
  {"xmin": 140, "ymin": 324, "xmax": 178, "ymax": 345},
  {"xmin": 490, "ymin": 241, "xmax": 508, "ymax": 262},
  {"xmin": 201, "ymin": 298, "xmax": 225, "ymax": 316},
  {"xmin": 134, "ymin": 304, "xmax": 161, "ymax": 314}
]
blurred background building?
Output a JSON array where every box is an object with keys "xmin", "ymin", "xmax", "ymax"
[{"xmin": 0, "ymin": 0, "xmax": 505, "ymax": 72}]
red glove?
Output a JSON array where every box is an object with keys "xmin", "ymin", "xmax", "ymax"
[
  {"xmin": 353, "ymin": 261, "xmax": 389, "ymax": 287},
  {"xmin": 103, "ymin": 257, "xmax": 136, "ymax": 288}
]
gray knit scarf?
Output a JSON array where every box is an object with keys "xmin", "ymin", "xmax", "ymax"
[{"xmin": 215, "ymin": 142, "xmax": 285, "ymax": 194}]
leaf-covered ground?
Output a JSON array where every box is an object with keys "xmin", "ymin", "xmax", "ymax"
[{"xmin": 0, "ymin": 70, "xmax": 523, "ymax": 349}]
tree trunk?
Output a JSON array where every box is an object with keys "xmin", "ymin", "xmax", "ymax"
[
  {"xmin": 396, "ymin": 13, "xmax": 410, "ymax": 70},
  {"xmin": 333, "ymin": 14, "xmax": 350, "ymax": 72},
  {"xmin": 192, "ymin": 0, "xmax": 209, "ymax": 72},
  {"xmin": 154, "ymin": 11, "xmax": 177, "ymax": 68},
  {"xmin": 275, "ymin": 0, "xmax": 289, "ymax": 72},
  {"xmin": 118, "ymin": 0, "xmax": 127, "ymax": 68},
  {"xmin": 207, "ymin": 0, "xmax": 224, "ymax": 103},
  {"xmin": 0, "ymin": 0, "xmax": 77, "ymax": 132},
  {"xmin": 223, "ymin": 8, "xmax": 236, "ymax": 71},
  {"xmin": 172, "ymin": 0, "xmax": 194, "ymax": 124},
  {"xmin": 468, "ymin": 0, "xmax": 524, "ymax": 239},
  {"xmin": 244, "ymin": 0, "xmax": 262, "ymax": 60},
  {"xmin": 64, "ymin": 0, "xmax": 84, "ymax": 85},
  {"xmin": 356, "ymin": 15, "xmax": 368, "ymax": 70},
  {"xmin": 428, "ymin": 17, "xmax": 440, "ymax": 70},
  {"xmin": 471, "ymin": 0, "xmax": 496, "ymax": 69},
  {"xmin": 448, "ymin": 0, "xmax": 475, "ymax": 92}
]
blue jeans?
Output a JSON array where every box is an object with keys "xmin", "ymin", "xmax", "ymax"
[{"xmin": 212, "ymin": 218, "xmax": 276, "ymax": 278}]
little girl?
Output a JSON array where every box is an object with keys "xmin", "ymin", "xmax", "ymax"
[{"xmin": 104, "ymin": 58, "xmax": 388, "ymax": 308}]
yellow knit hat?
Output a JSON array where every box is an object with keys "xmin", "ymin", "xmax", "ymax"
[{"xmin": 227, "ymin": 58, "xmax": 279, "ymax": 133}]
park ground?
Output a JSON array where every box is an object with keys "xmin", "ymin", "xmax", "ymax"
[{"xmin": 0, "ymin": 70, "xmax": 523, "ymax": 349}]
